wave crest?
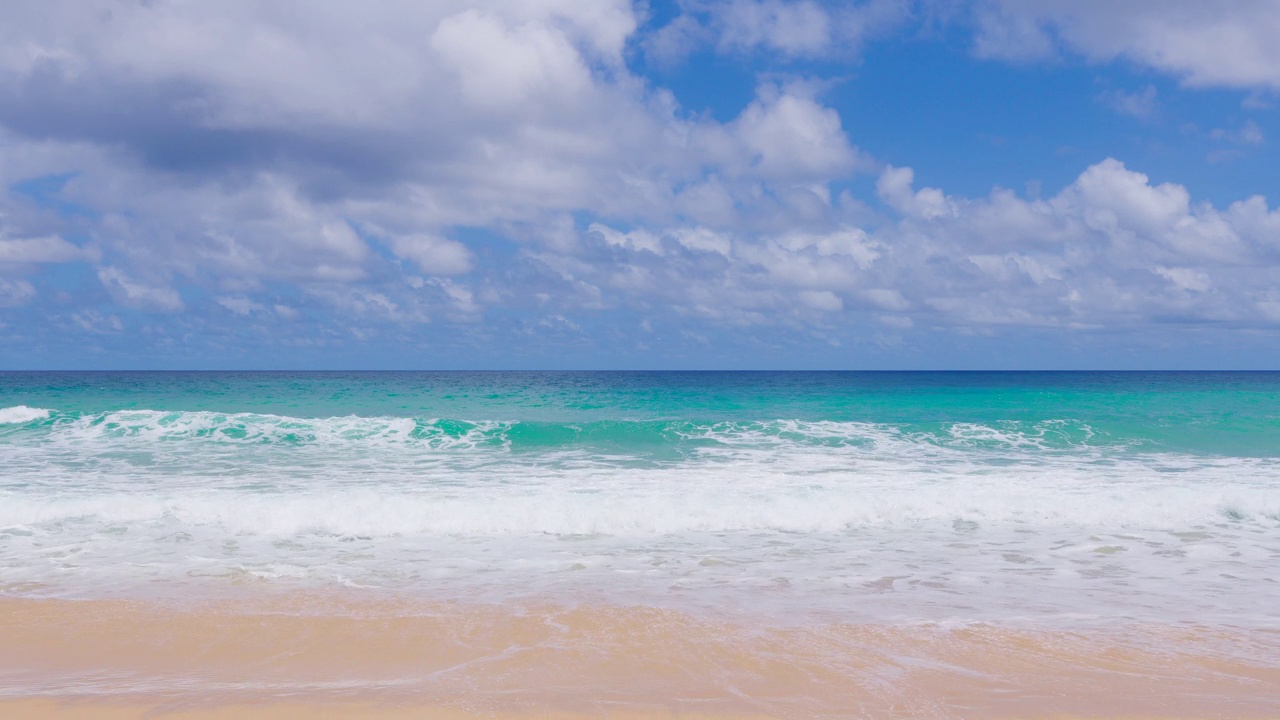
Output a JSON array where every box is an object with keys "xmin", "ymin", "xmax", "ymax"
[
  {"xmin": 0, "ymin": 405, "xmax": 52, "ymax": 424},
  {"xmin": 0, "ymin": 407, "xmax": 1120, "ymax": 455}
]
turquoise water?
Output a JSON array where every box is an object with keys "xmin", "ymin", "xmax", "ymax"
[
  {"xmin": 5, "ymin": 371, "xmax": 1280, "ymax": 455},
  {"xmin": 2, "ymin": 371, "xmax": 1279, "ymax": 623}
]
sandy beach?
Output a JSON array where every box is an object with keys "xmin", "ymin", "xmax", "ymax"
[{"xmin": 3, "ymin": 595, "xmax": 1278, "ymax": 719}]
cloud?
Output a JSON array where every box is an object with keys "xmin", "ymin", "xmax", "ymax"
[
  {"xmin": 0, "ymin": 1, "xmax": 878, "ymax": 340},
  {"xmin": 972, "ymin": 1, "xmax": 1280, "ymax": 89},
  {"xmin": 215, "ymin": 296, "xmax": 261, "ymax": 316},
  {"xmin": 69, "ymin": 309, "xmax": 123, "ymax": 334},
  {"xmin": 1097, "ymin": 85, "xmax": 1159, "ymax": 118},
  {"xmin": 97, "ymin": 267, "xmax": 184, "ymax": 313},
  {"xmin": 1211, "ymin": 120, "xmax": 1265, "ymax": 145},
  {"xmin": 0, "ymin": 1, "xmax": 1276, "ymax": 365},
  {"xmin": 387, "ymin": 234, "xmax": 473, "ymax": 275},
  {"xmin": 876, "ymin": 166, "xmax": 954, "ymax": 220},
  {"xmin": 0, "ymin": 234, "xmax": 87, "ymax": 264},
  {"xmin": 589, "ymin": 224, "xmax": 664, "ymax": 255},
  {"xmin": 642, "ymin": 14, "xmax": 711, "ymax": 68},
  {"xmin": 84, "ymin": 172, "xmax": 374, "ymax": 286},
  {"xmin": 717, "ymin": 0, "xmax": 833, "ymax": 56},
  {"xmin": 0, "ymin": 278, "xmax": 36, "ymax": 307},
  {"xmin": 0, "ymin": 2, "xmax": 678, "ymax": 207},
  {"xmin": 732, "ymin": 85, "xmax": 865, "ymax": 180},
  {"xmin": 971, "ymin": 6, "xmax": 1056, "ymax": 61},
  {"xmin": 430, "ymin": 8, "xmax": 597, "ymax": 112},
  {"xmin": 645, "ymin": 0, "xmax": 912, "ymax": 64},
  {"xmin": 570, "ymin": 158, "xmax": 1280, "ymax": 332},
  {"xmin": 1207, "ymin": 120, "xmax": 1265, "ymax": 164}
]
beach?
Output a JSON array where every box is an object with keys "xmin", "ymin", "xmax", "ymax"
[
  {"xmin": 5, "ymin": 596, "xmax": 1279, "ymax": 719},
  {"xmin": 2, "ymin": 371, "xmax": 1279, "ymax": 718},
  {"xmin": 3, "ymin": 0, "xmax": 1278, "ymax": 713}
]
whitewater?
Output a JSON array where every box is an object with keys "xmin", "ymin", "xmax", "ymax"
[{"xmin": 2, "ymin": 371, "xmax": 1279, "ymax": 626}]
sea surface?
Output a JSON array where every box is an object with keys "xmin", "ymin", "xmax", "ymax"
[{"xmin": 2, "ymin": 371, "xmax": 1279, "ymax": 626}]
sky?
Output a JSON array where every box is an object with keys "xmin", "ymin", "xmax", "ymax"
[{"xmin": 1, "ymin": 0, "xmax": 1279, "ymax": 370}]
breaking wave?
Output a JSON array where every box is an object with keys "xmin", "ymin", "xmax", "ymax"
[
  {"xmin": 0, "ymin": 405, "xmax": 51, "ymax": 425},
  {"xmin": 0, "ymin": 406, "xmax": 1117, "ymax": 455}
]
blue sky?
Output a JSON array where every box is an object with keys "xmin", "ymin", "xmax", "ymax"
[{"xmin": 1, "ymin": 0, "xmax": 1278, "ymax": 369}]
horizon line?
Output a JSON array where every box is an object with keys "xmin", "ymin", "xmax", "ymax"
[{"xmin": 3, "ymin": 368, "xmax": 1279, "ymax": 374}]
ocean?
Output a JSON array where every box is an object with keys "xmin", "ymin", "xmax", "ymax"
[{"xmin": 3, "ymin": 370, "xmax": 1278, "ymax": 626}]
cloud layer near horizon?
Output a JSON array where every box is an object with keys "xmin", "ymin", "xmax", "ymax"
[{"xmin": 0, "ymin": 0, "xmax": 1277, "ymax": 366}]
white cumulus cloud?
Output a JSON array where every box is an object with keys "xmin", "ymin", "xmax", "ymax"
[{"xmin": 972, "ymin": 0, "xmax": 1280, "ymax": 90}]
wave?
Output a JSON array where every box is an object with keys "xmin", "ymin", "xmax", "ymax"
[
  {"xmin": 3, "ymin": 461, "xmax": 1278, "ymax": 537},
  {"xmin": 0, "ymin": 405, "xmax": 52, "ymax": 424},
  {"xmin": 4, "ymin": 408, "xmax": 1278, "ymax": 622},
  {"xmin": 0, "ymin": 406, "xmax": 1115, "ymax": 455}
]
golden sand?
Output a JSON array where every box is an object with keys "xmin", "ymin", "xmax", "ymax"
[{"xmin": 2, "ymin": 596, "xmax": 1277, "ymax": 719}]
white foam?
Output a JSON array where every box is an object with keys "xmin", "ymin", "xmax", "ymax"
[
  {"xmin": 2, "ymin": 407, "xmax": 1279, "ymax": 625},
  {"xmin": 2, "ymin": 458, "xmax": 1276, "ymax": 538},
  {"xmin": 0, "ymin": 405, "xmax": 51, "ymax": 424},
  {"xmin": 8, "ymin": 408, "xmax": 1107, "ymax": 456}
]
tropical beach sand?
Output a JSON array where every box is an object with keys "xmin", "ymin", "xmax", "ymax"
[{"xmin": 3, "ymin": 596, "xmax": 1278, "ymax": 719}]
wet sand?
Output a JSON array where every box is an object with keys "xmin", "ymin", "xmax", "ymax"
[
  {"xmin": 0, "ymin": 702, "xmax": 776, "ymax": 719},
  {"xmin": 2, "ymin": 596, "xmax": 1278, "ymax": 719}
]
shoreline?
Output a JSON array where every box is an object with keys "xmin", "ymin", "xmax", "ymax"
[{"xmin": 3, "ymin": 596, "xmax": 1278, "ymax": 719}]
